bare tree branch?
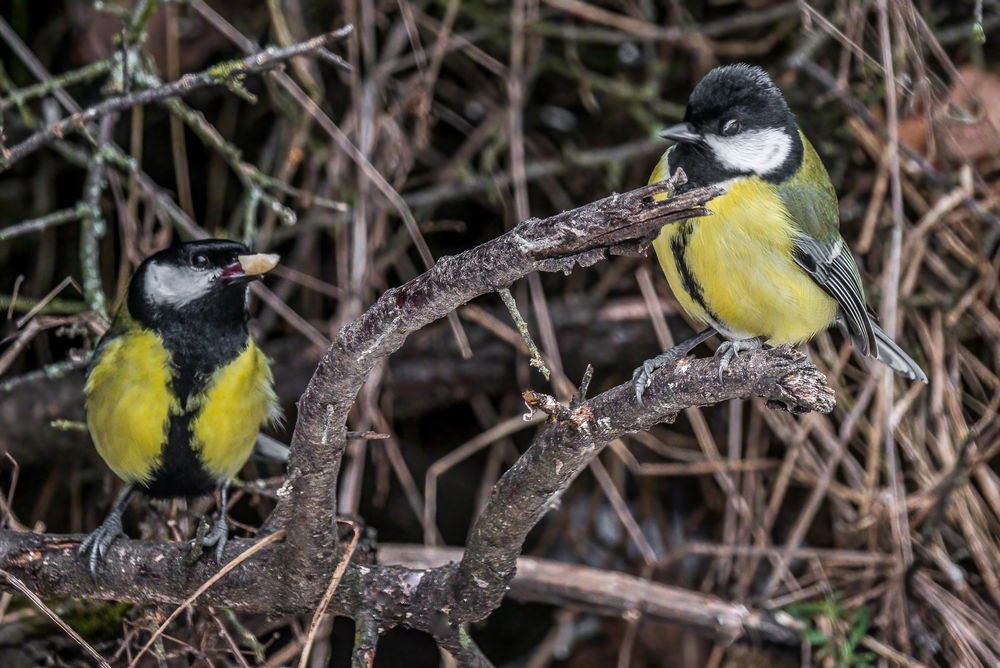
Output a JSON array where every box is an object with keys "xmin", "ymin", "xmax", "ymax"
[
  {"xmin": 379, "ymin": 544, "xmax": 802, "ymax": 645},
  {"xmin": 0, "ymin": 26, "xmax": 353, "ymax": 172},
  {"xmin": 266, "ymin": 178, "xmax": 718, "ymax": 597},
  {"xmin": 451, "ymin": 345, "xmax": 833, "ymax": 624}
]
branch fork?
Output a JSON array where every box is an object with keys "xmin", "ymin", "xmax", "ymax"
[{"xmin": 0, "ymin": 179, "xmax": 834, "ymax": 664}]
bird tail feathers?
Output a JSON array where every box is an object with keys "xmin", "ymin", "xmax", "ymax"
[{"xmin": 872, "ymin": 322, "xmax": 927, "ymax": 383}]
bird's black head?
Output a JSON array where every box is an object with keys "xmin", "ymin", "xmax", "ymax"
[
  {"xmin": 127, "ymin": 239, "xmax": 279, "ymax": 336},
  {"xmin": 661, "ymin": 64, "xmax": 803, "ymax": 186}
]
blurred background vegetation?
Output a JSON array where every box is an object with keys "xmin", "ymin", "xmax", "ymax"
[{"xmin": 0, "ymin": 0, "xmax": 999, "ymax": 665}]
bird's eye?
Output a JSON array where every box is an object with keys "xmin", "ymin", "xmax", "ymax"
[
  {"xmin": 721, "ymin": 119, "xmax": 741, "ymax": 136},
  {"xmin": 192, "ymin": 254, "xmax": 209, "ymax": 269}
]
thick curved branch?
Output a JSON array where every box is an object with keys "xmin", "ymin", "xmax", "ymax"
[
  {"xmin": 270, "ymin": 178, "xmax": 719, "ymax": 595},
  {"xmin": 1, "ymin": 179, "xmax": 718, "ymax": 611},
  {"xmin": 0, "ymin": 534, "xmax": 804, "ymax": 646},
  {"xmin": 450, "ymin": 346, "xmax": 834, "ymax": 623}
]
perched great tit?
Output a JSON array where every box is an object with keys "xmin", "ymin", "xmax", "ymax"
[
  {"xmin": 80, "ymin": 240, "xmax": 280, "ymax": 574},
  {"xmin": 634, "ymin": 64, "xmax": 927, "ymax": 400}
]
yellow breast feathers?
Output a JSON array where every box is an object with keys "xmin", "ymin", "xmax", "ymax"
[
  {"xmin": 85, "ymin": 330, "xmax": 176, "ymax": 484},
  {"xmin": 652, "ymin": 177, "xmax": 837, "ymax": 344},
  {"xmin": 86, "ymin": 332, "xmax": 278, "ymax": 485},
  {"xmin": 191, "ymin": 341, "xmax": 279, "ymax": 481}
]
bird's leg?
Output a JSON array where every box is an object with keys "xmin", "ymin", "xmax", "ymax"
[
  {"xmin": 633, "ymin": 327, "xmax": 716, "ymax": 405},
  {"xmin": 79, "ymin": 483, "xmax": 136, "ymax": 578},
  {"xmin": 714, "ymin": 336, "xmax": 767, "ymax": 381},
  {"xmin": 201, "ymin": 481, "xmax": 230, "ymax": 562}
]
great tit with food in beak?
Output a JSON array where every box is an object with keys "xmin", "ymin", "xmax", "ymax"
[{"xmin": 81, "ymin": 240, "xmax": 281, "ymax": 574}]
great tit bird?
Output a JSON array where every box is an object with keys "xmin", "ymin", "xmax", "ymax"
[
  {"xmin": 81, "ymin": 240, "xmax": 280, "ymax": 574},
  {"xmin": 634, "ymin": 64, "xmax": 927, "ymax": 400}
]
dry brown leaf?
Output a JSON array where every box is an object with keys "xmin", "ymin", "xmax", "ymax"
[{"xmin": 935, "ymin": 66, "xmax": 1000, "ymax": 164}]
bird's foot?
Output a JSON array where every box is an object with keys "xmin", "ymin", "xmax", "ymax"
[
  {"xmin": 633, "ymin": 349, "xmax": 684, "ymax": 406},
  {"xmin": 633, "ymin": 348, "xmax": 692, "ymax": 406},
  {"xmin": 714, "ymin": 337, "xmax": 766, "ymax": 382},
  {"xmin": 633, "ymin": 328, "xmax": 717, "ymax": 405},
  {"xmin": 78, "ymin": 511, "xmax": 126, "ymax": 579},
  {"xmin": 200, "ymin": 514, "xmax": 229, "ymax": 562}
]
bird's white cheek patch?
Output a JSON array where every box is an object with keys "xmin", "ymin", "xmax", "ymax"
[
  {"xmin": 704, "ymin": 128, "xmax": 792, "ymax": 176},
  {"xmin": 144, "ymin": 262, "xmax": 216, "ymax": 307}
]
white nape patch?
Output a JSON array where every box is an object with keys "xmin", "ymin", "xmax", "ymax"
[
  {"xmin": 703, "ymin": 128, "xmax": 792, "ymax": 176},
  {"xmin": 144, "ymin": 261, "xmax": 217, "ymax": 307}
]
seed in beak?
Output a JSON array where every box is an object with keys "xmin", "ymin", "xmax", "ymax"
[{"xmin": 237, "ymin": 253, "xmax": 280, "ymax": 276}]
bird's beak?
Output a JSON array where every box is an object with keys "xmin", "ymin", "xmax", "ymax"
[
  {"xmin": 659, "ymin": 123, "xmax": 703, "ymax": 144},
  {"xmin": 220, "ymin": 253, "xmax": 280, "ymax": 285}
]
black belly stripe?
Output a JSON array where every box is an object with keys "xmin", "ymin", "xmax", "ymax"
[
  {"xmin": 138, "ymin": 320, "xmax": 251, "ymax": 499},
  {"xmin": 670, "ymin": 222, "xmax": 727, "ymax": 328},
  {"xmin": 141, "ymin": 410, "xmax": 217, "ymax": 499}
]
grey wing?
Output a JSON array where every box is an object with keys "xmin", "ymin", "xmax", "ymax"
[{"xmin": 791, "ymin": 235, "xmax": 876, "ymax": 357}]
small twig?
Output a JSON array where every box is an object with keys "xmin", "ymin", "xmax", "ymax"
[
  {"xmin": 347, "ymin": 431, "xmax": 390, "ymax": 440},
  {"xmin": 14, "ymin": 275, "xmax": 82, "ymax": 329},
  {"xmin": 0, "ymin": 316, "xmax": 93, "ymax": 376},
  {"xmin": 973, "ymin": 0, "xmax": 986, "ymax": 43},
  {"xmin": 0, "ymin": 453, "xmax": 23, "ymax": 532},
  {"xmin": 436, "ymin": 627, "xmax": 495, "ymax": 668},
  {"xmin": 0, "ymin": 26, "xmax": 354, "ymax": 171},
  {"xmin": 0, "ymin": 358, "xmax": 89, "ymax": 394},
  {"xmin": 0, "ymin": 293, "xmax": 87, "ymax": 317},
  {"xmin": 4, "ymin": 276, "xmax": 21, "ymax": 320},
  {"xmin": 522, "ymin": 389, "xmax": 583, "ymax": 427},
  {"xmin": 351, "ymin": 612, "xmax": 379, "ymax": 668},
  {"xmin": 317, "ymin": 47, "xmax": 354, "ymax": 72},
  {"xmin": 0, "ymin": 205, "xmax": 85, "ymax": 243},
  {"xmin": 498, "ymin": 287, "xmax": 550, "ymax": 380},
  {"xmin": 209, "ymin": 608, "xmax": 253, "ymax": 668},
  {"xmin": 241, "ymin": 187, "xmax": 262, "ymax": 245},
  {"xmin": 876, "ymin": 1, "xmax": 914, "ymax": 651},
  {"xmin": 222, "ymin": 608, "xmax": 267, "ymax": 664},
  {"xmin": 0, "ymin": 58, "xmax": 114, "ymax": 112},
  {"xmin": 0, "ymin": 569, "xmax": 111, "ymax": 667},
  {"xmin": 124, "ymin": 0, "xmax": 159, "ymax": 45},
  {"xmin": 78, "ymin": 115, "xmax": 115, "ymax": 319},
  {"xmin": 571, "ymin": 364, "xmax": 593, "ymax": 409},
  {"xmin": 49, "ymin": 420, "xmax": 87, "ymax": 432}
]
